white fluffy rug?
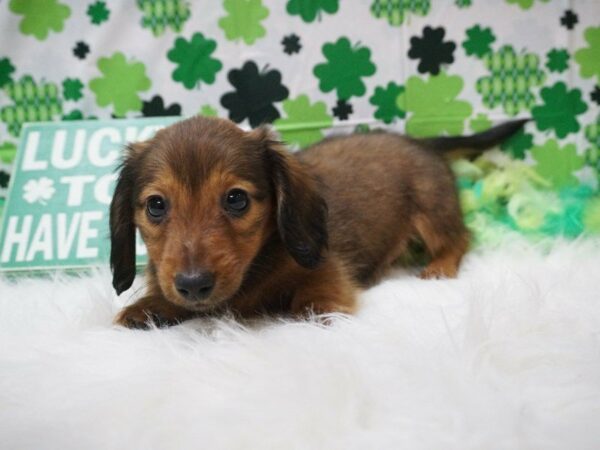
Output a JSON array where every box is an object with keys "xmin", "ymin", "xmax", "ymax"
[{"xmin": 1, "ymin": 239, "xmax": 600, "ymax": 450}]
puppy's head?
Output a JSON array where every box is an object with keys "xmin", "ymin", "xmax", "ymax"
[{"xmin": 109, "ymin": 117, "xmax": 327, "ymax": 311}]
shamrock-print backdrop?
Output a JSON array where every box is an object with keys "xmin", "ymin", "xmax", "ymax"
[{"xmin": 0, "ymin": 0, "xmax": 599, "ymax": 242}]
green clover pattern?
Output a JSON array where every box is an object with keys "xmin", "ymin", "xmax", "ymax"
[
  {"xmin": 398, "ymin": 72, "xmax": 473, "ymax": 137},
  {"xmin": 0, "ymin": 75, "xmax": 62, "ymax": 136},
  {"xmin": 167, "ymin": 33, "xmax": 223, "ymax": 90},
  {"xmin": 0, "ymin": 0, "xmax": 599, "ymax": 238},
  {"xmin": 274, "ymin": 95, "xmax": 333, "ymax": 148},
  {"xmin": 9, "ymin": 0, "xmax": 71, "ymax": 41},
  {"xmin": 89, "ymin": 52, "xmax": 151, "ymax": 117},
  {"xmin": 313, "ymin": 37, "xmax": 376, "ymax": 100},
  {"xmin": 370, "ymin": 0, "xmax": 430, "ymax": 26},
  {"xmin": 476, "ymin": 45, "xmax": 546, "ymax": 116},
  {"xmin": 137, "ymin": 0, "xmax": 190, "ymax": 36},
  {"xmin": 574, "ymin": 27, "xmax": 600, "ymax": 83},
  {"xmin": 218, "ymin": 0, "xmax": 269, "ymax": 45},
  {"xmin": 532, "ymin": 82, "xmax": 588, "ymax": 138}
]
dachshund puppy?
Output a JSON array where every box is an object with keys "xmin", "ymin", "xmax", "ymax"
[{"xmin": 110, "ymin": 116, "xmax": 527, "ymax": 328}]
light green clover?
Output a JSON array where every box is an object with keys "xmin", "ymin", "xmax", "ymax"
[
  {"xmin": 274, "ymin": 95, "xmax": 333, "ymax": 148},
  {"xmin": 398, "ymin": 72, "xmax": 473, "ymax": 137},
  {"xmin": 199, "ymin": 105, "xmax": 218, "ymax": 117},
  {"xmin": 574, "ymin": 26, "xmax": 600, "ymax": 83},
  {"xmin": 469, "ymin": 113, "xmax": 492, "ymax": 133},
  {"xmin": 218, "ymin": 0, "xmax": 269, "ymax": 45},
  {"xmin": 531, "ymin": 139, "xmax": 585, "ymax": 188},
  {"xmin": 9, "ymin": 0, "xmax": 71, "ymax": 40},
  {"xmin": 0, "ymin": 141, "xmax": 17, "ymax": 164},
  {"xmin": 505, "ymin": 0, "xmax": 549, "ymax": 9},
  {"xmin": 89, "ymin": 52, "xmax": 151, "ymax": 117},
  {"xmin": 583, "ymin": 198, "xmax": 600, "ymax": 234}
]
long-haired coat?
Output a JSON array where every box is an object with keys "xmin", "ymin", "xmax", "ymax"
[{"xmin": 110, "ymin": 117, "xmax": 526, "ymax": 328}]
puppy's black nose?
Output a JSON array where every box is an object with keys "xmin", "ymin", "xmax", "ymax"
[{"xmin": 174, "ymin": 271, "xmax": 214, "ymax": 301}]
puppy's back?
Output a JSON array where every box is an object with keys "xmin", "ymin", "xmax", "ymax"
[{"xmin": 297, "ymin": 133, "xmax": 459, "ymax": 283}]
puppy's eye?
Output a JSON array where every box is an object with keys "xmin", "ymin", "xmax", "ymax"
[
  {"xmin": 146, "ymin": 195, "xmax": 167, "ymax": 221},
  {"xmin": 224, "ymin": 189, "xmax": 249, "ymax": 215}
]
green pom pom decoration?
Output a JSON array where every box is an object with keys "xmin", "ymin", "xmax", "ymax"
[{"xmin": 455, "ymin": 151, "xmax": 600, "ymax": 245}]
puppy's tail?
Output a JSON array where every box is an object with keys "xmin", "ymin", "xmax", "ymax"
[{"xmin": 418, "ymin": 118, "xmax": 529, "ymax": 157}]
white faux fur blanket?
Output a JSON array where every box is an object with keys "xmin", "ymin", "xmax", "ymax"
[{"xmin": 1, "ymin": 239, "xmax": 599, "ymax": 450}]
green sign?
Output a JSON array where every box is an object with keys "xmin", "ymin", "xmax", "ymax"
[{"xmin": 0, "ymin": 117, "xmax": 179, "ymax": 272}]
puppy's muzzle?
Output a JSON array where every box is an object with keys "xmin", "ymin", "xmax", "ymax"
[{"xmin": 174, "ymin": 271, "xmax": 214, "ymax": 302}]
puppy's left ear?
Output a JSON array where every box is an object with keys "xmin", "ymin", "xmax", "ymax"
[
  {"xmin": 249, "ymin": 128, "xmax": 328, "ymax": 269},
  {"xmin": 109, "ymin": 146, "xmax": 139, "ymax": 295}
]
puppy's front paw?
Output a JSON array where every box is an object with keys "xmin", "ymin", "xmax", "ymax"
[
  {"xmin": 114, "ymin": 299, "xmax": 192, "ymax": 329},
  {"xmin": 115, "ymin": 306, "xmax": 167, "ymax": 329},
  {"xmin": 419, "ymin": 263, "xmax": 458, "ymax": 279},
  {"xmin": 114, "ymin": 293, "xmax": 199, "ymax": 329}
]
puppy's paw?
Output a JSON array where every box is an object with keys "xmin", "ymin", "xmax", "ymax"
[
  {"xmin": 114, "ymin": 302, "xmax": 190, "ymax": 329},
  {"xmin": 114, "ymin": 306, "xmax": 164, "ymax": 329},
  {"xmin": 419, "ymin": 263, "xmax": 458, "ymax": 279}
]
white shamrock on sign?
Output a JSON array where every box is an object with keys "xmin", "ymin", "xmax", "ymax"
[{"xmin": 23, "ymin": 177, "xmax": 56, "ymax": 205}]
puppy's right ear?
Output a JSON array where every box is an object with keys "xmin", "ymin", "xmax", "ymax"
[{"xmin": 109, "ymin": 146, "xmax": 140, "ymax": 295}]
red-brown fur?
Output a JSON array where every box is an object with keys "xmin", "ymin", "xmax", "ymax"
[{"xmin": 110, "ymin": 116, "xmax": 525, "ymax": 328}]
